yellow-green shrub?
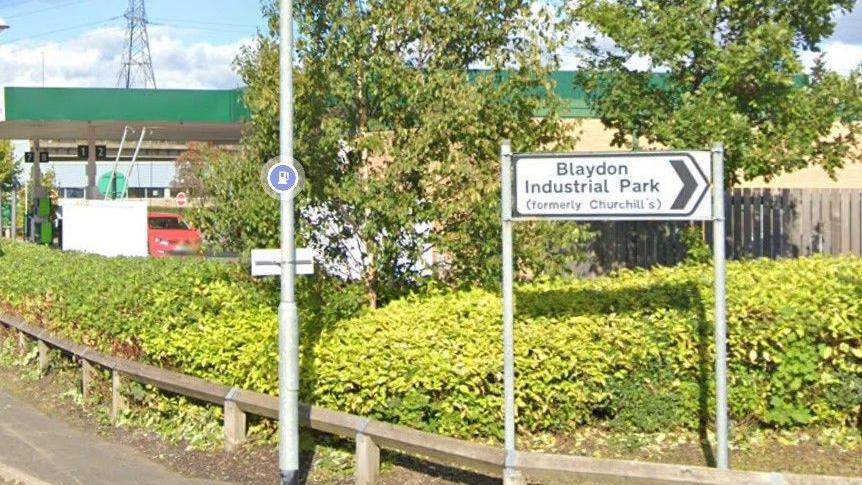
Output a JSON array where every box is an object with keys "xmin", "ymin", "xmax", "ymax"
[
  {"xmin": 307, "ymin": 257, "xmax": 861, "ymax": 439},
  {"xmin": 0, "ymin": 240, "xmax": 858, "ymax": 441}
]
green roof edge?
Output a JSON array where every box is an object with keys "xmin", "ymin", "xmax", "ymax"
[{"xmin": 2, "ymin": 86, "xmax": 249, "ymax": 123}]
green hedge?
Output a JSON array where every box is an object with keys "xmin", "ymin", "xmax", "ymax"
[
  {"xmin": 0, "ymin": 240, "xmax": 859, "ymax": 441},
  {"xmin": 310, "ymin": 259, "xmax": 861, "ymax": 438},
  {"xmin": 0, "ymin": 240, "xmax": 364, "ymax": 395}
]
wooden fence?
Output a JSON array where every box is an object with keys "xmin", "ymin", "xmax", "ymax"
[
  {"xmin": 592, "ymin": 188, "xmax": 862, "ymax": 269},
  {"xmin": 1, "ymin": 312, "xmax": 860, "ymax": 484}
]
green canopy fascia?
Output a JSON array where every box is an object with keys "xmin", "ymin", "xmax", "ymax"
[{"xmin": 0, "ymin": 87, "xmax": 248, "ymax": 142}]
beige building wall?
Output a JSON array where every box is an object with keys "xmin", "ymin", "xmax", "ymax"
[
  {"xmin": 569, "ymin": 118, "xmax": 632, "ymax": 152},
  {"xmin": 737, "ymin": 164, "xmax": 862, "ymax": 189},
  {"xmin": 568, "ymin": 118, "xmax": 663, "ymax": 152}
]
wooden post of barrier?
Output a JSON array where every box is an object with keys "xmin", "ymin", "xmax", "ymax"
[
  {"xmin": 111, "ymin": 370, "xmax": 127, "ymax": 424},
  {"xmin": 223, "ymin": 391, "xmax": 246, "ymax": 452},
  {"xmin": 37, "ymin": 341, "xmax": 49, "ymax": 374},
  {"xmin": 16, "ymin": 330, "xmax": 27, "ymax": 357},
  {"xmin": 355, "ymin": 433, "xmax": 380, "ymax": 485},
  {"xmin": 81, "ymin": 359, "xmax": 95, "ymax": 404}
]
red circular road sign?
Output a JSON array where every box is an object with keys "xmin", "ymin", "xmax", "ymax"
[{"xmin": 176, "ymin": 192, "xmax": 188, "ymax": 207}]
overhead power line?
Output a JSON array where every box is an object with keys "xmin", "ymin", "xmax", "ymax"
[
  {"xmin": 1, "ymin": 16, "xmax": 121, "ymax": 43},
  {"xmin": 5, "ymin": 0, "xmax": 95, "ymax": 20},
  {"xmin": 0, "ymin": 0, "xmax": 43, "ymax": 11},
  {"xmin": 150, "ymin": 18, "xmax": 258, "ymax": 29},
  {"xmin": 148, "ymin": 21, "xmax": 257, "ymax": 35}
]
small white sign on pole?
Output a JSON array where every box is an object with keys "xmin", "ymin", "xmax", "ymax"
[{"xmin": 251, "ymin": 248, "xmax": 314, "ymax": 276}]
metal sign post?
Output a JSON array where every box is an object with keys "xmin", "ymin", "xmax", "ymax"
[
  {"xmin": 711, "ymin": 143, "xmax": 728, "ymax": 469},
  {"xmin": 499, "ymin": 140, "xmax": 521, "ymax": 484},
  {"xmin": 258, "ymin": 152, "xmax": 305, "ymax": 485},
  {"xmin": 500, "ymin": 143, "xmax": 727, "ymax": 481},
  {"xmin": 279, "ymin": 0, "xmax": 299, "ymax": 483}
]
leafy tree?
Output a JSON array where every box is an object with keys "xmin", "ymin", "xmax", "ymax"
[
  {"xmin": 0, "ymin": 142, "xmax": 26, "ymax": 235},
  {"xmin": 172, "ymin": 142, "xmax": 210, "ymax": 196},
  {"xmin": 0, "ymin": 140, "xmax": 18, "ymax": 186},
  {"xmin": 182, "ymin": 145, "xmax": 280, "ymax": 252},
  {"xmin": 32, "ymin": 168, "xmax": 59, "ymax": 206},
  {"xmin": 202, "ymin": 0, "xmax": 593, "ymax": 306},
  {"xmin": 571, "ymin": 0, "xmax": 862, "ymax": 185}
]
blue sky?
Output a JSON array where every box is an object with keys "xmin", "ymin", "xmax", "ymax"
[
  {"xmin": 0, "ymin": 0, "xmax": 265, "ymax": 45},
  {"xmin": 0, "ymin": 0, "xmax": 265, "ymax": 88},
  {"xmin": 833, "ymin": 2, "xmax": 862, "ymax": 45},
  {"xmin": 0, "ymin": 0, "xmax": 860, "ymax": 90}
]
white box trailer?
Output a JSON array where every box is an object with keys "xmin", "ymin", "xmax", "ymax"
[{"xmin": 59, "ymin": 199, "xmax": 148, "ymax": 257}]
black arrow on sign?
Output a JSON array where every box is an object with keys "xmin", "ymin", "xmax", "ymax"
[{"xmin": 670, "ymin": 159, "xmax": 697, "ymax": 210}]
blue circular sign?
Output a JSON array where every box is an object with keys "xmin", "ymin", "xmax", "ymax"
[
  {"xmin": 261, "ymin": 157, "xmax": 305, "ymax": 199},
  {"xmin": 267, "ymin": 164, "xmax": 299, "ymax": 193}
]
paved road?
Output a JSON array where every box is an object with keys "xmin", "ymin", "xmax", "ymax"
[{"xmin": 0, "ymin": 389, "xmax": 231, "ymax": 485}]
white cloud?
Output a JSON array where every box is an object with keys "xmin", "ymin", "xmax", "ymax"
[
  {"xmin": 0, "ymin": 25, "xmax": 252, "ymax": 88},
  {"xmin": 556, "ymin": 24, "xmax": 654, "ymax": 72},
  {"xmin": 555, "ymin": 0, "xmax": 862, "ymax": 75},
  {"xmin": 801, "ymin": 41, "xmax": 862, "ymax": 75},
  {"xmin": 559, "ymin": 31, "xmax": 862, "ymax": 75}
]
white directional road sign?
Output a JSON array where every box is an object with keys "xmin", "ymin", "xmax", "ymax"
[
  {"xmin": 251, "ymin": 248, "xmax": 314, "ymax": 276},
  {"xmin": 512, "ymin": 151, "xmax": 712, "ymax": 221}
]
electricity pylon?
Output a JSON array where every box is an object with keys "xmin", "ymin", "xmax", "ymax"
[{"xmin": 117, "ymin": 0, "xmax": 157, "ymax": 89}]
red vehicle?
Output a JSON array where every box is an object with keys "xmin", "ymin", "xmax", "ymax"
[{"xmin": 147, "ymin": 212, "xmax": 202, "ymax": 257}]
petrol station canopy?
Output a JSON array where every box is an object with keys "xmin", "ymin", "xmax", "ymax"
[
  {"xmin": 0, "ymin": 87, "xmax": 247, "ymax": 142},
  {"xmin": 0, "ymin": 73, "xmax": 600, "ymax": 146}
]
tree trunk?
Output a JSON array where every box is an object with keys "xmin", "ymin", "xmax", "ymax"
[{"xmin": 363, "ymin": 248, "xmax": 378, "ymax": 309}]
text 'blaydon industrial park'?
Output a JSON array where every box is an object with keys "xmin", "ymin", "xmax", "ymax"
[{"xmin": 512, "ymin": 152, "xmax": 713, "ymax": 221}]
